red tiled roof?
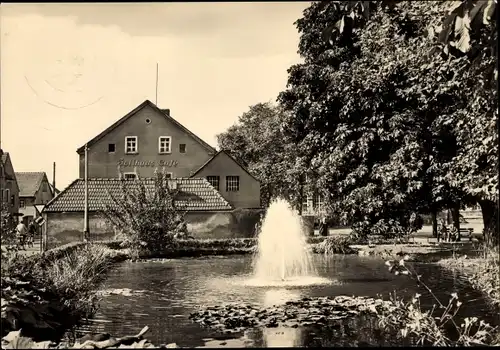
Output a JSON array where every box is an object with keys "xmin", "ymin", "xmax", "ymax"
[
  {"xmin": 16, "ymin": 172, "xmax": 47, "ymax": 197},
  {"xmin": 43, "ymin": 177, "xmax": 233, "ymax": 213}
]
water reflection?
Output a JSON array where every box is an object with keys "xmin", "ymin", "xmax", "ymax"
[
  {"xmin": 262, "ymin": 289, "xmax": 301, "ymax": 308},
  {"xmin": 262, "ymin": 327, "xmax": 302, "ymax": 347}
]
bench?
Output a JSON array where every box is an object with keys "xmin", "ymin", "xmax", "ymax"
[
  {"xmin": 438, "ymin": 227, "xmax": 474, "ymax": 242},
  {"xmin": 459, "ymin": 228, "xmax": 474, "ymax": 241}
]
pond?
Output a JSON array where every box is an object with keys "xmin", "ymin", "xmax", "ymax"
[{"xmin": 76, "ymin": 255, "xmax": 499, "ymax": 347}]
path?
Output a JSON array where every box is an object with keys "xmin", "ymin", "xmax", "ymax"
[{"xmin": 1, "ymin": 241, "xmax": 42, "ymax": 256}]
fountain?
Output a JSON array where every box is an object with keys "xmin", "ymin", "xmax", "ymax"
[{"xmin": 246, "ymin": 199, "xmax": 330, "ymax": 286}]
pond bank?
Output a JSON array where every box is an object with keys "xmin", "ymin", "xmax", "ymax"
[
  {"xmin": 351, "ymin": 242, "xmax": 480, "ymax": 262},
  {"xmin": 437, "ymin": 250, "xmax": 500, "ymax": 309},
  {"xmin": 1, "ymin": 243, "xmax": 130, "ymax": 342},
  {"xmin": 107, "ymin": 237, "xmax": 472, "ymax": 262},
  {"xmin": 2, "ymin": 326, "xmax": 177, "ymax": 349}
]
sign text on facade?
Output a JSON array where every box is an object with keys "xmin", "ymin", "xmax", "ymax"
[{"xmin": 117, "ymin": 159, "xmax": 178, "ymax": 167}]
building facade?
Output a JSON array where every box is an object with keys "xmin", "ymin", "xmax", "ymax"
[
  {"xmin": 15, "ymin": 172, "xmax": 55, "ymax": 225},
  {"xmin": 43, "ymin": 100, "xmax": 263, "ymax": 248},
  {"xmin": 0, "ymin": 151, "xmax": 20, "ymax": 218},
  {"xmin": 74, "ymin": 100, "xmax": 260, "ymax": 209}
]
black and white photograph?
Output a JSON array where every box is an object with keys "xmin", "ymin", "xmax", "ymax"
[{"xmin": 0, "ymin": 1, "xmax": 499, "ymax": 348}]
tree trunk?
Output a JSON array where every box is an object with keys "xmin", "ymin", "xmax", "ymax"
[
  {"xmin": 431, "ymin": 209, "xmax": 438, "ymax": 238},
  {"xmin": 298, "ymin": 177, "xmax": 304, "ymax": 216},
  {"xmin": 479, "ymin": 198, "xmax": 499, "ymax": 247},
  {"xmin": 451, "ymin": 203, "xmax": 461, "ymax": 241}
]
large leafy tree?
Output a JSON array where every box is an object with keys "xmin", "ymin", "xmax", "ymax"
[
  {"xmin": 278, "ymin": 1, "xmax": 485, "ymax": 237},
  {"xmin": 320, "ymin": 0, "xmax": 498, "ymax": 243},
  {"xmin": 217, "ymin": 103, "xmax": 303, "ymax": 208}
]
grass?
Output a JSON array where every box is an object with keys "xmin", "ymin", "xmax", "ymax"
[{"xmin": 1, "ymin": 243, "xmax": 129, "ymax": 341}]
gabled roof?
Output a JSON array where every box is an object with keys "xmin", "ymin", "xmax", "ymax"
[
  {"xmin": 43, "ymin": 177, "xmax": 233, "ymax": 213},
  {"xmin": 190, "ymin": 150, "xmax": 260, "ymax": 183},
  {"xmin": 1, "ymin": 152, "xmax": 19, "ymax": 184},
  {"xmin": 16, "ymin": 172, "xmax": 47, "ymax": 197},
  {"xmin": 76, "ymin": 100, "xmax": 216, "ymax": 154}
]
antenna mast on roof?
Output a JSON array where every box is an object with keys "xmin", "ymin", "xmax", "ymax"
[{"xmin": 155, "ymin": 63, "xmax": 159, "ymax": 106}]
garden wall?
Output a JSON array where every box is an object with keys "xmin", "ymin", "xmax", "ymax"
[
  {"xmin": 186, "ymin": 208, "xmax": 265, "ymax": 239},
  {"xmin": 45, "ymin": 212, "xmax": 116, "ymax": 249},
  {"xmin": 45, "ymin": 208, "xmax": 265, "ymax": 249}
]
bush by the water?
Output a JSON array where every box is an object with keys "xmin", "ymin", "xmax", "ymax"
[
  {"xmin": 314, "ymin": 236, "xmax": 357, "ymax": 255},
  {"xmin": 1, "ymin": 243, "xmax": 127, "ymax": 341},
  {"xmin": 102, "ymin": 172, "xmax": 190, "ymax": 258}
]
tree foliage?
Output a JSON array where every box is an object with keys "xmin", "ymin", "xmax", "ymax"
[
  {"xmin": 278, "ymin": 1, "xmax": 497, "ymax": 239},
  {"xmin": 1, "ymin": 202, "xmax": 16, "ymax": 246},
  {"xmin": 101, "ymin": 172, "xmax": 189, "ymax": 257},
  {"xmin": 217, "ymin": 103, "xmax": 304, "ymax": 208}
]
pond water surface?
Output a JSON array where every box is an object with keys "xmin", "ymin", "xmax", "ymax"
[{"xmin": 77, "ymin": 255, "xmax": 499, "ymax": 347}]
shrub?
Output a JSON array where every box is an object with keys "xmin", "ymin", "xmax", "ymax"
[
  {"xmin": 315, "ymin": 236, "xmax": 357, "ymax": 255},
  {"xmin": 351, "ymin": 213, "xmax": 423, "ymax": 239},
  {"xmin": 101, "ymin": 172, "xmax": 189, "ymax": 258}
]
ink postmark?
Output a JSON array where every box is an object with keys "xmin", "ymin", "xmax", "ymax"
[{"xmin": 24, "ymin": 52, "xmax": 109, "ymax": 110}]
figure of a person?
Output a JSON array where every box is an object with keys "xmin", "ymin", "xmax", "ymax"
[
  {"xmin": 15, "ymin": 220, "xmax": 28, "ymax": 250},
  {"xmin": 27, "ymin": 221, "xmax": 37, "ymax": 248},
  {"xmin": 319, "ymin": 217, "xmax": 328, "ymax": 237}
]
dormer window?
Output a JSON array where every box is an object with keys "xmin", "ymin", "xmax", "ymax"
[
  {"xmin": 125, "ymin": 136, "xmax": 138, "ymax": 154},
  {"xmin": 159, "ymin": 136, "xmax": 172, "ymax": 154}
]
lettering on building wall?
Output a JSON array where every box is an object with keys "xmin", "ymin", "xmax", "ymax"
[{"xmin": 117, "ymin": 159, "xmax": 178, "ymax": 167}]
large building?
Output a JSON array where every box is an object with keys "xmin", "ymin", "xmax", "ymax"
[{"xmin": 43, "ymin": 100, "xmax": 262, "ymax": 248}]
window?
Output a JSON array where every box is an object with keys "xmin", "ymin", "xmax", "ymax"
[
  {"xmin": 20, "ymin": 199, "xmax": 25, "ymax": 208},
  {"xmin": 225, "ymin": 176, "xmax": 239, "ymax": 192},
  {"xmin": 125, "ymin": 136, "xmax": 138, "ymax": 154},
  {"xmin": 3, "ymin": 189, "xmax": 10, "ymax": 203},
  {"xmin": 108, "ymin": 143, "xmax": 116, "ymax": 153},
  {"xmin": 179, "ymin": 144, "xmax": 186, "ymax": 153},
  {"xmin": 11, "ymin": 195, "xmax": 15, "ymax": 205},
  {"xmin": 207, "ymin": 176, "xmax": 220, "ymax": 190},
  {"xmin": 158, "ymin": 136, "xmax": 172, "ymax": 154},
  {"xmin": 154, "ymin": 169, "xmax": 173, "ymax": 178},
  {"xmin": 124, "ymin": 173, "xmax": 137, "ymax": 180}
]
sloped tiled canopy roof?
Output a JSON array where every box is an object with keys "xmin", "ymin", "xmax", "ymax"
[
  {"xmin": 43, "ymin": 178, "xmax": 233, "ymax": 213},
  {"xmin": 16, "ymin": 172, "xmax": 46, "ymax": 197}
]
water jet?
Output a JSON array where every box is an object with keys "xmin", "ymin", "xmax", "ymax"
[{"xmin": 247, "ymin": 199, "xmax": 330, "ymax": 287}]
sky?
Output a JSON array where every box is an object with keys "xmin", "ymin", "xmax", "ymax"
[{"xmin": 0, "ymin": 2, "xmax": 308, "ymax": 190}]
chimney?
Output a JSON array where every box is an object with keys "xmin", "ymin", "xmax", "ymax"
[
  {"xmin": 161, "ymin": 108, "xmax": 170, "ymax": 116},
  {"xmin": 52, "ymin": 162, "xmax": 56, "ymax": 195}
]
